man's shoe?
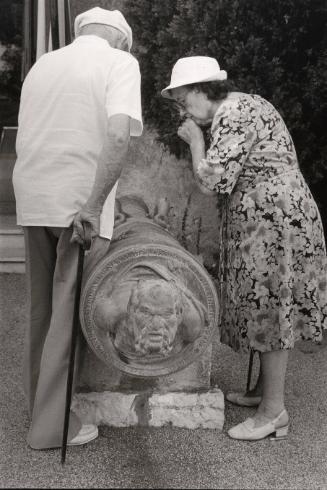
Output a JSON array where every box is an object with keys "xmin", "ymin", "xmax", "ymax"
[
  {"xmin": 226, "ymin": 391, "xmax": 262, "ymax": 407},
  {"xmin": 228, "ymin": 409, "xmax": 289, "ymax": 441},
  {"xmin": 67, "ymin": 424, "xmax": 98, "ymax": 446}
]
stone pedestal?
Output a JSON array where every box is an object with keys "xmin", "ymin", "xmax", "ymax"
[
  {"xmin": 72, "ymin": 388, "xmax": 224, "ymax": 429},
  {"xmin": 78, "ymin": 343, "xmax": 213, "ymax": 392},
  {"xmin": 74, "ymin": 334, "xmax": 225, "ymax": 430}
]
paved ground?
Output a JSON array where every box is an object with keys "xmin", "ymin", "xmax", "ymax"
[{"xmin": 1, "ymin": 273, "xmax": 327, "ymax": 489}]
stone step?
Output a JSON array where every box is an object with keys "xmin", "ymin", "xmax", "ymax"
[
  {"xmin": 72, "ymin": 388, "xmax": 225, "ymax": 429},
  {"xmin": 0, "ymin": 262, "xmax": 25, "ymax": 273},
  {"xmin": 0, "ymin": 214, "xmax": 25, "ymax": 273}
]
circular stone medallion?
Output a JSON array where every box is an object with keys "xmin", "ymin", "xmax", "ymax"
[{"xmin": 80, "ymin": 244, "xmax": 219, "ymax": 378}]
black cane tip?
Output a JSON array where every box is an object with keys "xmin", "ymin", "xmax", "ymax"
[{"xmin": 61, "ymin": 451, "xmax": 66, "ymax": 465}]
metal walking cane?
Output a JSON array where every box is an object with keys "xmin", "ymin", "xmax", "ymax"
[{"xmin": 61, "ymin": 223, "xmax": 92, "ymax": 465}]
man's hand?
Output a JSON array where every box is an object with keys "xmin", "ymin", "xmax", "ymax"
[{"xmin": 70, "ymin": 206, "xmax": 100, "ymax": 245}]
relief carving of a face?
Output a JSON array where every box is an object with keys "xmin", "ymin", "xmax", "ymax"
[
  {"xmin": 124, "ymin": 280, "xmax": 182, "ymax": 356},
  {"xmin": 94, "ymin": 273, "xmax": 207, "ymax": 360}
]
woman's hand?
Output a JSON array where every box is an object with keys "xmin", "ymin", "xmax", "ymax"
[{"xmin": 177, "ymin": 118, "xmax": 204, "ymax": 147}]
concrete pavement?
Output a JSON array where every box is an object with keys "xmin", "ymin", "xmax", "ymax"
[{"xmin": 1, "ymin": 273, "xmax": 327, "ymax": 489}]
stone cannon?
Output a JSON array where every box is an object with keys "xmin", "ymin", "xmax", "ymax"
[{"xmin": 80, "ymin": 194, "xmax": 219, "ymax": 378}]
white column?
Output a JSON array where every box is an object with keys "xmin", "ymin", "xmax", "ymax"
[
  {"xmin": 58, "ymin": 0, "xmax": 66, "ymax": 48},
  {"xmin": 36, "ymin": 0, "xmax": 46, "ymax": 60}
]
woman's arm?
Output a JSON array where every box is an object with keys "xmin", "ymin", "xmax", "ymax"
[
  {"xmin": 190, "ymin": 140, "xmax": 217, "ymax": 196},
  {"xmin": 178, "ymin": 118, "xmax": 216, "ymax": 196},
  {"xmin": 180, "ymin": 96, "xmax": 259, "ymax": 196}
]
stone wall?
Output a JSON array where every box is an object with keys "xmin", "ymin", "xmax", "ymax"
[{"xmin": 117, "ymin": 129, "xmax": 221, "ymax": 276}]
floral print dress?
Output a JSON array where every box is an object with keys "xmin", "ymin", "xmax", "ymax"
[{"xmin": 197, "ymin": 92, "xmax": 327, "ymax": 353}]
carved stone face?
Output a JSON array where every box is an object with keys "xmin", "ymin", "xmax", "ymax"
[{"xmin": 126, "ymin": 280, "xmax": 182, "ymax": 356}]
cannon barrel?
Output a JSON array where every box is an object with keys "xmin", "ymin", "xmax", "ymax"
[{"xmin": 80, "ymin": 196, "xmax": 219, "ymax": 378}]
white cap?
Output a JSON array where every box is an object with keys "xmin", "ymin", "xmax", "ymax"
[
  {"xmin": 74, "ymin": 7, "xmax": 132, "ymax": 50},
  {"xmin": 161, "ymin": 56, "xmax": 227, "ymax": 98}
]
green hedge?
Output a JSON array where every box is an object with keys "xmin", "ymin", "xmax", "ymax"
[
  {"xmin": 125, "ymin": 0, "xmax": 327, "ymax": 226},
  {"xmin": 0, "ymin": 0, "xmax": 22, "ymax": 132}
]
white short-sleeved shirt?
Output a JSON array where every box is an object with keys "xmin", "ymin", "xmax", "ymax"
[{"xmin": 13, "ymin": 35, "xmax": 143, "ymax": 239}]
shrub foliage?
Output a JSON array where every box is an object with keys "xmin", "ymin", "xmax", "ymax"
[
  {"xmin": 125, "ymin": 0, "xmax": 327, "ymax": 223},
  {"xmin": 0, "ymin": 0, "xmax": 23, "ymax": 131}
]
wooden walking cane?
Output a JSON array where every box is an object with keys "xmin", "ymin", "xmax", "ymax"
[{"xmin": 61, "ymin": 223, "xmax": 92, "ymax": 465}]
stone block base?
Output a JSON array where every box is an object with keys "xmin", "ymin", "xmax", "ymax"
[{"xmin": 72, "ymin": 388, "xmax": 224, "ymax": 430}]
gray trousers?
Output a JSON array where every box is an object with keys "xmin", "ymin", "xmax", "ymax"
[{"xmin": 23, "ymin": 226, "xmax": 109, "ymax": 449}]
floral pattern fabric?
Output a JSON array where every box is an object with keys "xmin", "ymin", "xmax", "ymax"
[{"xmin": 197, "ymin": 92, "xmax": 327, "ymax": 352}]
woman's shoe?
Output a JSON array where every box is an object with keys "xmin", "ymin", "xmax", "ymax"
[
  {"xmin": 228, "ymin": 409, "xmax": 289, "ymax": 441},
  {"xmin": 226, "ymin": 391, "xmax": 262, "ymax": 407}
]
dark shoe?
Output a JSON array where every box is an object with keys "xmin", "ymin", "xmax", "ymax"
[{"xmin": 226, "ymin": 391, "xmax": 262, "ymax": 407}]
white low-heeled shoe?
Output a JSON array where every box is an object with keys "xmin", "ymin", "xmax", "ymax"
[
  {"xmin": 68, "ymin": 424, "xmax": 98, "ymax": 446},
  {"xmin": 226, "ymin": 392, "xmax": 262, "ymax": 407},
  {"xmin": 228, "ymin": 409, "xmax": 289, "ymax": 441}
]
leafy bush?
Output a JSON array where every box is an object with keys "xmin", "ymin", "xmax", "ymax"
[
  {"xmin": 0, "ymin": 0, "xmax": 23, "ymax": 132},
  {"xmin": 125, "ymin": 0, "xmax": 327, "ymax": 226}
]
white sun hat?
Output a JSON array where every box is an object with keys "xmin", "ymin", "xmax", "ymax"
[
  {"xmin": 161, "ymin": 56, "xmax": 227, "ymax": 98},
  {"xmin": 74, "ymin": 7, "xmax": 133, "ymax": 50}
]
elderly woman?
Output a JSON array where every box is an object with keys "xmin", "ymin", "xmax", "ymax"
[{"xmin": 161, "ymin": 56, "xmax": 327, "ymax": 441}]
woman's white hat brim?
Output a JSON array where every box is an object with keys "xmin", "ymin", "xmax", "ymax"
[
  {"xmin": 161, "ymin": 71, "xmax": 227, "ymax": 98},
  {"xmin": 161, "ymin": 56, "xmax": 227, "ymax": 99}
]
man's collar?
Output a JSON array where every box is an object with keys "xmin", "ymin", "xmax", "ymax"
[{"xmin": 74, "ymin": 35, "xmax": 109, "ymax": 47}]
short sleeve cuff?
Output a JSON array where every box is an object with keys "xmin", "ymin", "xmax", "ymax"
[{"xmin": 106, "ymin": 108, "xmax": 143, "ymax": 137}]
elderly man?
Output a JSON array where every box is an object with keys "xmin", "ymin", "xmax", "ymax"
[{"xmin": 13, "ymin": 7, "xmax": 142, "ymax": 449}]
